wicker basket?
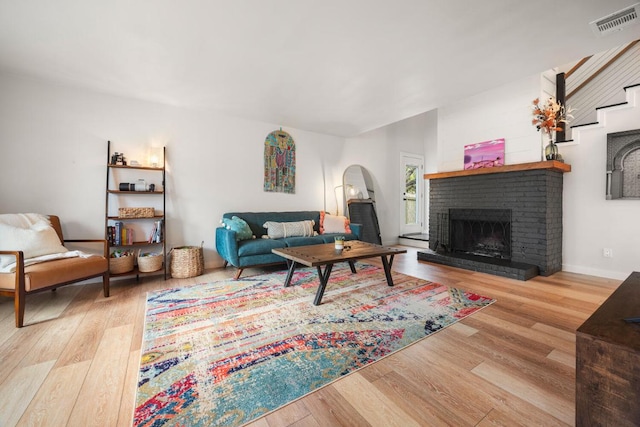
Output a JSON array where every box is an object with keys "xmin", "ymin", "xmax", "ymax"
[
  {"xmin": 109, "ymin": 254, "xmax": 135, "ymax": 274},
  {"xmin": 170, "ymin": 243, "xmax": 204, "ymax": 278},
  {"xmin": 137, "ymin": 252, "xmax": 163, "ymax": 273},
  {"xmin": 118, "ymin": 207, "xmax": 155, "ymax": 218}
]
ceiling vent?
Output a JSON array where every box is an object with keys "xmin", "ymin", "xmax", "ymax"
[{"xmin": 590, "ymin": 3, "xmax": 640, "ymax": 36}]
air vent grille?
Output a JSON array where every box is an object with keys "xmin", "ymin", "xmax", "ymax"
[{"xmin": 590, "ymin": 3, "xmax": 640, "ymax": 36}]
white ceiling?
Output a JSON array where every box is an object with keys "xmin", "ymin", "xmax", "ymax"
[{"xmin": 0, "ymin": 1, "xmax": 639, "ymax": 137}]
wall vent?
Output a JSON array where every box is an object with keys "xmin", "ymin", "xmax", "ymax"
[{"xmin": 590, "ymin": 3, "xmax": 640, "ymax": 36}]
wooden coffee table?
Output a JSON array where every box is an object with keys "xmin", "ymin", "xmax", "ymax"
[{"xmin": 272, "ymin": 241, "xmax": 407, "ymax": 305}]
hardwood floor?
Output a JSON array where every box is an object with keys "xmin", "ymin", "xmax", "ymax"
[{"xmin": 0, "ymin": 247, "xmax": 621, "ymax": 426}]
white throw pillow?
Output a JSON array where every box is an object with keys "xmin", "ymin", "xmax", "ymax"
[
  {"xmin": 0, "ymin": 214, "xmax": 68, "ymax": 269},
  {"xmin": 263, "ymin": 220, "xmax": 316, "ymax": 239}
]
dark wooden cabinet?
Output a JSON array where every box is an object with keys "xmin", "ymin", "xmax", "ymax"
[
  {"xmin": 347, "ymin": 199, "xmax": 381, "ymax": 245},
  {"xmin": 576, "ymin": 271, "xmax": 640, "ymax": 426}
]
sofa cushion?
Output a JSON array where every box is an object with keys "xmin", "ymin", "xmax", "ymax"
[
  {"xmin": 263, "ymin": 220, "xmax": 316, "ymax": 239},
  {"xmin": 319, "ymin": 212, "xmax": 352, "ymax": 234},
  {"xmin": 237, "ymin": 238, "xmax": 286, "ymax": 257},
  {"xmin": 283, "ymin": 236, "xmax": 326, "ymax": 247},
  {"xmin": 237, "ymin": 253, "xmax": 289, "ymax": 268},
  {"xmin": 221, "ymin": 216, "xmax": 254, "ymax": 241}
]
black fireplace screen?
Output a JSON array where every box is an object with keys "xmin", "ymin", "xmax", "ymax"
[{"xmin": 449, "ymin": 209, "xmax": 511, "ymax": 259}]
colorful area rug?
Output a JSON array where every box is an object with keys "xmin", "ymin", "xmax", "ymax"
[{"xmin": 134, "ymin": 263, "xmax": 495, "ymax": 426}]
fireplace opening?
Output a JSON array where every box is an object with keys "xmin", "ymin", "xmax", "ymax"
[{"xmin": 449, "ymin": 209, "xmax": 511, "ymax": 259}]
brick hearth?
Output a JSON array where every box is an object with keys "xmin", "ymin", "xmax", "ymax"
[{"xmin": 419, "ymin": 161, "xmax": 571, "ymax": 280}]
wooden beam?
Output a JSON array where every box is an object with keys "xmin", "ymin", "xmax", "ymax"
[{"xmin": 423, "ymin": 160, "xmax": 571, "ymax": 180}]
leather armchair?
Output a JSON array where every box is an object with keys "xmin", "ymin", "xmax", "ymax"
[{"xmin": 0, "ymin": 215, "xmax": 109, "ymax": 327}]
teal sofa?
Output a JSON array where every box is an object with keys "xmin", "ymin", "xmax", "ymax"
[{"xmin": 216, "ymin": 211, "xmax": 361, "ymax": 279}]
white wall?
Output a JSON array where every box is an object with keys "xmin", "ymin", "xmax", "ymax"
[
  {"xmin": 0, "ymin": 72, "xmax": 345, "ymax": 268},
  {"xmin": 562, "ymin": 87, "xmax": 640, "ymax": 280},
  {"xmin": 342, "ymin": 112, "xmax": 432, "ymax": 244},
  {"xmin": 438, "ymin": 74, "xmax": 543, "ymax": 171},
  {"xmin": 435, "ymin": 75, "xmax": 640, "ymax": 280}
]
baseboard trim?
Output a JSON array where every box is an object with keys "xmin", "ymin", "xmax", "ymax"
[{"xmin": 397, "ymin": 237, "xmax": 430, "ymax": 248}]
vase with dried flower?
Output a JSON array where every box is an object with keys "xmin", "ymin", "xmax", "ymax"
[{"xmin": 531, "ymin": 97, "xmax": 572, "ymax": 161}]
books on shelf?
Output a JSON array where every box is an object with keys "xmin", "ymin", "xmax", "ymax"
[
  {"xmin": 107, "ymin": 219, "xmax": 163, "ymax": 245},
  {"xmin": 107, "ymin": 222, "xmax": 135, "ymax": 245},
  {"xmin": 148, "ymin": 219, "xmax": 163, "ymax": 243}
]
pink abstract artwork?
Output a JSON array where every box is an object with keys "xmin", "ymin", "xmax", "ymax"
[{"xmin": 463, "ymin": 138, "xmax": 505, "ymax": 170}]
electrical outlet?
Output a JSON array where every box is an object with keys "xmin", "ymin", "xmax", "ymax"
[{"xmin": 603, "ymin": 248, "xmax": 613, "ymax": 258}]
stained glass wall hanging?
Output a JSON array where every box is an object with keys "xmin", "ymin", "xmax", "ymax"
[{"xmin": 264, "ymin": 130, "xmax": 295, "ymax": 194}]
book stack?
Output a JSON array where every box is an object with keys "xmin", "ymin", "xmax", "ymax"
[{"xmin": 107, "ymin": 222, "xmax": 135, "ymax": 245}]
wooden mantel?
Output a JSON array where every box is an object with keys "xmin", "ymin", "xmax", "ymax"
[{"xmin": 423, "ymin": 160, "xmax": 571, "ymax": 180}]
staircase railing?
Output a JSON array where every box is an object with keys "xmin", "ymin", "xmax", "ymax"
[{"xmin": 555, "ymin": 39, "xmax": 640, "ymax": 141}]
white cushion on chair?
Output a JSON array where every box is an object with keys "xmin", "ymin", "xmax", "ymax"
[{"xmin": 0, "ymin": 213, "xmax": 68, "ymax": 269}]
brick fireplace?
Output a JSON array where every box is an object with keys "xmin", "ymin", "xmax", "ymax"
[{"xmin": 418, "ymin": 161, "xmax": 571, "ymax": 280}]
